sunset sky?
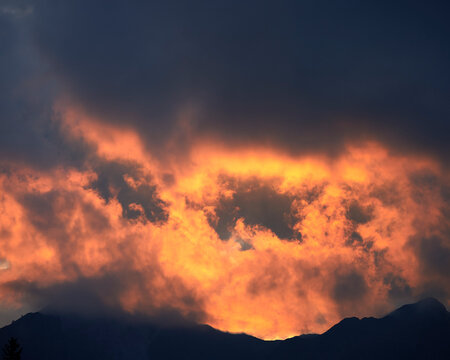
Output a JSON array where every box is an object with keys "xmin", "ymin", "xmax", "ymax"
[{"xmin": 0, "ymin": 0, "xmax": 449, "ymax": 340}]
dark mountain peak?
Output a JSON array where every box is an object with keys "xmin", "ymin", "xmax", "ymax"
[
  {"xmin": 322, "ymin": 297, "xmax": 448, "ymax": 337},
  {"xmin": 271, "ymin": 299, "xmax": 450, "ymax": 360},
  {"xmin": 322, "ymin": 316, "xmax": 361, "ymax": 336},
  {"xmin": 5, "ymin": 312, "xmax": 59, "ymax": 328},
  {"xmin": 385, "ymin": 297, "xmax": 448, "ymax": 321},
  {"xmin": 9, "ymin": 312, "xmax": 41, "ymax": 324}
]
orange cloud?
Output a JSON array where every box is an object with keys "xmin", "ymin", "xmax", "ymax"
[{"xmin": 0, "ymin": 109, "xmax": 448, "ymax": 339}]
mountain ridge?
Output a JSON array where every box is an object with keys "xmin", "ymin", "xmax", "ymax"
[{"xmin": 1, "ymin": 298, "xmax": 449, "ymax": 359}]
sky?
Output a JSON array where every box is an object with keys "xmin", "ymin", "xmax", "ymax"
[{"xmin": 0, "ymin": 0, "xmax": 449, "ymax": 339}]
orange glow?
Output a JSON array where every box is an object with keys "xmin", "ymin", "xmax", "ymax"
[{"xmin": 0, "ymin": 109, "xmax": 448, "ymax": 340}]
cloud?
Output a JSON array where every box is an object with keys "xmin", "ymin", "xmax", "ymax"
[
  {"xmin": 346, "ymin": 201, "xmax": 374, "ymax": 225},
  {"xmin": 1, "ymin": 143, "xmax": 449, "ymax": 339},
  {"xmin": 2, "ymin": 274, "xmax": 205, "ymax": 325},
  {"xmin": 332, "ymin": 270, "xmax": 368, "ymax": 303},
  {"xmin": 345, "ymin": 231, "xmax": 365, "ymax": 248},
  {"xmin": 383, "ymin": 273, "xmax": 412, "ymax": 302},
  {"xmin": 206, "ymin": 178, "xmax": 301, "ymax": 241},
  {"xmin": 0, "ymin": 9, "xmax": 102, "ymax": 176},
  {"xmin": 89, "ymin": 160, "xmax": 168, "ymax": 223},
  {"xmin": 0, "ymin": 259, "xmax": 10, "ymax": 271},
  {"xmin": 235, "ymin": 237, "xmax": 254, "ymax": 252},
  {"xmin": 0, "ymin": 0, "xmax": 441, "ymax": 161},
  {"xmin": 1, "ymin": 1, "xmax": 450, "ymax": 166},
  {"xmin": 411, "ymin": 234, "xmax": 450, "ymax": 280},
  {"xmin": 1, "ymin": 0, "xmax": 450, "ymax": 340},
  {"xmin": 1, "ymin": 4, "xmax": 33, "ymax": 18}
]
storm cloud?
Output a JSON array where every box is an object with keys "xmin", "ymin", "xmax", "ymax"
[{"xmin": 0, "ymin": 0, "xmax": 448, "ymax": 165}]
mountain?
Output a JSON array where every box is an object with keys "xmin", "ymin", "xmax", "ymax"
[
  {"xmin": 0, "ymin": 298, "xmax": 448, "ymax": 359},
  {"xmin": 270, "ymin": 298, "xmax": 450, "ymax": 359}
]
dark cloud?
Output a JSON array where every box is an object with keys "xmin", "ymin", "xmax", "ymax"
[
  {"xmin": 315, "ymin": 313, "xmax": 327, "ymax": 325},
  {"xmin": 344, "ymin": 231, "xmax": 375, "ymax": 254},
  {"xmin": 0, "ymin": 10, "xmax": 91, "ymax": 169},
  {"xmin": 0, "ymin": 1, "xmax": 449, "ymax": 165},
  {"xmin": 332, "ymin": 270, "xmax": 368, "ymax": 303},
  {"xmin": 206, "ymin": 193, "xmax": 236, "ymax": 241},
  {"xmin": 235, "ymin": 237, "xmax": 254, "ymax": 252},
  {"xmin": 411, "ymin": 235, "xmax": 450, "ymax": 279},
  {"xmin": 19, "ymin": 189, "xmax": 110, "ymax": 239},
  {"xmin": 345, "ymin": 231, "xmax": 363, "ymax": 246},
  {"xmin": 8, "ymin": 0, "xmax": 444, "ymax": 161},
  {"xmin": 346, "ymin": 201, "xmax": 374, "ymax": 225},
  {"xmin": 89, "ymin": 160, "xmax": 168, "ymax": 224},
  {"xmin": 369, "ymin": 184, "xmax": 402, "ymax": 207},
  {"xmin": 6, "ymin": 276, "xmax": 127, "ymax": 317},
  {"xmin": 407, "ymin": 171, "xmax": 450, "ymax": 297},
  {"xmin": 207, "ymin": 178, "xmax": 300, "ymax": 241},
  {"xmin": 20, "ymin": 190, "xmax": 75, "ymax": 234},
  {"xmin": 383, "ymin": 274, "xmax": 412, "ymax": 302},
  {"xmin": 2, "ymin": 274, "xmax": 205, "ymax": 325},
  {"xmin": 414, "ymin": 282, "xmax": 449, "ymax": 304},
  {"xmin": 410, "ymin": 171, "xmax": 439, "ymax": 191}
]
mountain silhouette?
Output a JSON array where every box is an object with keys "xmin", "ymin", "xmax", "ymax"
[{"xmin": 0, "ymin": 298, "xmax": 448, "ymax": 359}]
